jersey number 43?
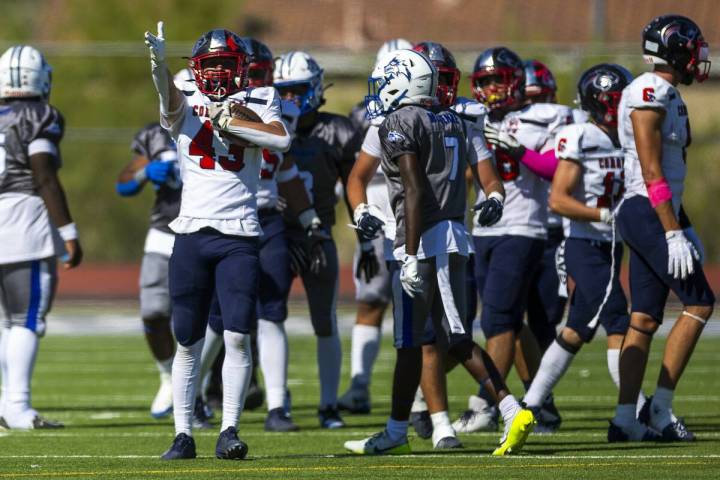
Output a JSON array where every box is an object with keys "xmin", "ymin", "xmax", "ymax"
[{"xmin": 190, "ymin": 121, "xmax": 245, "ymax": 172}]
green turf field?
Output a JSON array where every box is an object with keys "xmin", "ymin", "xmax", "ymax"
[{"xmin": 1, "ymin": 334, "xmax": 718, "ymax": 479}]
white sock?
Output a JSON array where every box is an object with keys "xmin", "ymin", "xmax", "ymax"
[
  {"xmin": 172, "ymin": 338, "xmax": 204, "ymax": 436},
  {"xmin": 411, "ymin": 387, "xmax": 427, "ymax": 413},
  {"xmin": 651, "ymin": 386, "xmax": 674, "ymax": 429},
  {"xmin": 221, "ymin": 331, "xmax": 252, "ymax": 431},
  {"xmin": 0, "ymin": 328, "xmax": 9, "ymax": 417},
  {"xmin": 613, "ymin": 403, "xmax": 637, "ymax": 427},
  {"xmin": 198, "ymin": 325, "xmax": 223, "ymax": 401},
  {"xmin": 498, "ymin": 395, "xmax": 522, "ymax": 426},
  {"xmin": 156, "ymin": 357, "xmax": 173, "ymax": 384},
  {"xmin": 258, "ymin": 319, "xmax": 288, "ymax": 411},
  {"xmin": 350, "ymin": 324, "xmax": 381, "ymax": 388},
  {"xmin": 430, "ymin": 410, "xmax": 455, "ymax": 446},
  {"xmin": 386, "ymin": 417, "xmax": 408, "ymax": 441},
  {"xmin": 4, "ymin": 327, "xmax": 39, "ymax": 425},
  {"xmin": 317, "ymin": 333, "xmax": 341, "ymax": 408},
  {"xmin": 606, "ymin": 348, "xmax": 621, "ymax": 388},
  {"xmin": 524, "ymin": 340, "xmax": 575, "ymax": 407}
]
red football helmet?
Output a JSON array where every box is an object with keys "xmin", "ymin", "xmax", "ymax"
[
  {"xmin": 413, "ymin": 41, "xmax": 460, "ymax": 107},
  {"xmin": 190, "ymin": 29, "xmax": 249, "ymax": 100},
  {"xmin": 524, "ymin": 60, "xmax": 557, "ymax": 103},
  {"xmin": 471, "ymin": 47, "xmax": 525, "ymax": 111},
  {"xmin": 243, "ymin": 37, "xmax": 274, "ymax": 88}
]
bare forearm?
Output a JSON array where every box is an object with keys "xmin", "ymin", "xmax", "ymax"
[
  {"xmin": 37, "ymin": 177, "xmax": 73, "ymax": 227},
  {"xmin": 398, "ymin": 154, "xmax": 423, "ymax": 256},
  {"xmin": 655, "ymin": 201, "xmax": 681, "ymax": 231},
  {"xmin": 347, "ymin": 152, "xmax": 381, "ymax": 210},
  {"xmin": 549, "ymin": 192, "xmax": 602, "ymax": 222}
]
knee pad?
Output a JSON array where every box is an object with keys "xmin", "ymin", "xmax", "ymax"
[
  {"xmin": 555, "ymin": 333, "xmax": 581, "ymax": 354},
  {"xmin": 448, "ymin": 337, "xmax": 474, "ymax": 363}
]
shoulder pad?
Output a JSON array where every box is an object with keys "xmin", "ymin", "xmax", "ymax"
[{"xmin": 624, "ymin": 72, "xmax": 672, "ymax": 110}]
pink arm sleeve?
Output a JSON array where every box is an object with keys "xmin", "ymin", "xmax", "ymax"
[{"xmin": 519, "ymin": 149, "xmax": 558, "ymax": 180}]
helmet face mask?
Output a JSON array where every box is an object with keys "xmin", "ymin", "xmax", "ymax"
[
  {"xmin": 577, "ymin": 63, "xmax": 633, "ymax": 128},
  {"xmin": 273, "ymin": 51, "xmax": 325, "ymax": 115},
  {"xmin": 642, "ymin": 15, "xmax": 711, "ymax": 85},
  {"xmin": 242, "ymin": 37, "xmax": 274, "ymax": 88},
  {"xmin": 190, "ymin": 29, "xmax": 249, "ymax": 100},
  {"xmin": 471, "ymin": 47, "xmax": 525, "ymax": 111}
]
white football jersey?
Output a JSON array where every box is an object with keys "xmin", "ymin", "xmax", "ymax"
[
  {"xmin": 475, "ymin": 102, "xmax": 572, "ymax": 238},
  {"xmin": 619, "ymin": 72, "xmax": 688, "ymax": 215},
  {"xmin": 360, "ymin": 123, "xmax": 395, "ymax": 243},
  {"xmin": 162, "ymin": 86, "xmax": 283, "ymax": 236},
  {"xmin": 555, "ymin": 122, "xmax": 625, "ymax": 242}
]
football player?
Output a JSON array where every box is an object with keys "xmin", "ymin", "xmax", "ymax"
[
  {"xmin": 116, "ymin": 116, "xmax": 181, "ymax": 421},
  {"xmin": 609, "ymin": 14, "xmax": 714, "ymax": 442},
  {"xmin": 273, "ymin": 51, "xmax": 363, "ymax": 428},
  {"xmin": 453, "ymin": 47, "xmax": 571, "ymax": 434},
  {"xmin": 344, "ymin": 49, "xmax": 534, "ymax": 456},
  {"xmin": 0, "ymin": 45, "xmax": 80, "ymax": 430},
  {"xmin": 144, "ymin": 23, "xmax": 291, "ymax": 460},
  {"xmin": 524, "ymin": 63, "xmax": 644, "ymax": 420},
  {"xmin": 340, "ymin": 38, "xmax": 412, "ymax": 416}
]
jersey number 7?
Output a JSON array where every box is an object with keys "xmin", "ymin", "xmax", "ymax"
[{"xmin": 190, "ymin": 120, "xmax": 245, "ymax": 172}]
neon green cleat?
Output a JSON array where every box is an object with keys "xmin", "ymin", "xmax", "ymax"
[
  {"xmin": 344, "ymin": 430, "xmax": 411, "ymax": 455},
  {"xmin": 492, "ymin": 409, "xmax": 536, "ymax": 456}
]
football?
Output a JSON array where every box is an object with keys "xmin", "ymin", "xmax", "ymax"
[{"xmin": 228, "ymin": 102, "xmax": 262, "ymax": 123}]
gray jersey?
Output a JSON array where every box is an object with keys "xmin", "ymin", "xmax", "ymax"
[
  {"xmin": 130, "ymin": 123, "xmax": 181, "ymax": 234},
  {"xmin": 285, "ymin": 111, "xmax": 362, "ymax": 228},
  {"xmin": 0, "ymin": 100, "xmax": 64, "ymax": 195},
  {"xmin": 379, "ymin": 105, "xmax": 468, "ymax": 249}
]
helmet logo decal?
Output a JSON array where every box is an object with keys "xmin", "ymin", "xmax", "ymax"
[
  {"xmin": 593, "ymin": 71, "xmax": 619, "ymax": 91},
  {"xmin": 384, "ymin": 57, "xmax": 412, "ymax": 83},
  {"xmin": 209, "ymin": 30, "xmax": 227, "ymax": 51}
]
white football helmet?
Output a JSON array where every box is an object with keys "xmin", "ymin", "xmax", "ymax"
[
  {"xmin": 0, "ymin": 45, "xmax": 52, "ymax": 99},
  {"xmin": 366, "ymin": 49, "xmax": 438, "ymax": 118},
  {"xmin": 375, "ymin": 39, "xmax": 413, "ymax": 64},
  {"xmin": 273, "ymin": 51, "xmax": 324, "ymax": 114}
]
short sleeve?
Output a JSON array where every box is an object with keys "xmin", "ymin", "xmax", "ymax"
[
  {"xmin": 555, "ymin": 124, "xmax": 583, "ymax": 161},
  {"xmin": 379, "ymin": 110, "xmax": 421, "ymax": 161},
  {"xmin": 467, "ymin": 121, "xmax": 492, "ymax": 165},
  {"xmin": 27, "ymin": 104, "xmax": 64, "ymax": 159},
  {"xmin": 624, "ymin": 75, "xmax": 669, "ymax": 111},
  {"xmin": 361, "ymin": 125, "xmax": 382, "ymax": 158},
  {"xmin": 249, "ymin": 86, "xmax": 283, "ymax": 125}
]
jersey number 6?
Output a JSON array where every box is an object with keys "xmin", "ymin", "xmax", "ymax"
[{"xmin": 190, "ymin": 121, "xmax": 245, "ymax": 172}]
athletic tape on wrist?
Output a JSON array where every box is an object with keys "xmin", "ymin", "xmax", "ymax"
[
  {"xmin": 646, "ymin": 178, "xmax": 673, "ymax": 208},
  {"xmin": 58, "ymin": 222, "xmax": 78, "ymax": 241},
  {"xmin": 488, "ymin": 191, "xmax": 505, "ymax": 205}
]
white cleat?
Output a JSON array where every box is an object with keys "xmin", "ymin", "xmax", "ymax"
[
  {"xmin": 344, "ymin": 430, "xmax": 411, "ymax": 455},
  {"xmin": 151, "ymin": 379, "xmax": 173, "ymax": 419},
  {"xmin": 452, "ymin": 395, "xmax": 498, "ymax": 433}
]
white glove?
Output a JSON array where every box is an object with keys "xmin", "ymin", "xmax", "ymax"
[
  {"xmin": 400, "ymin": 254, "xmax": 423, "ymax": 298},
  {"xmin": 144, "ymin": 21, "xmax": 166, "ymax": 68},
  {"xmin": 683, "ymin": 227, "xmax": 705, "ymax": 264},
  {"xmin": 599, "ymin": 208, "xmax": 613, "ymax": 224},
  {"xmin": 206, "ymin": 102, "xmax": 231, "ymax": 128},
  {"xmin": 665, "ymin": 230, "xmax": 700, "ymax": 280}
]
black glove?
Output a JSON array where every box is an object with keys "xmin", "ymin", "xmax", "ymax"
[
  {"xmin": 356, "ymin": 241, "xmax": 380, "ymax": 283},
  {"xmin": 355, "ymin": 211, "xmax": 385, "ymax": 242},
  {"xmin": 307, "ymin": 221, "xmax": 331, "ymax": 275},
  {"xmin": 483, "ymin": 123, "xmax": 525, "ymax": 161},
  {"xmin": 287, "ymin": 237, "xmax": 309, "ymax": 275},
  {"xmin": 474, "ymin": 196, "xmax": 504, "ymax": 227}
]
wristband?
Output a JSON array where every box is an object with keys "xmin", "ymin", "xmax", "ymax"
[
  {"xmin": 488, "ymin": 191, "xmax": 505, "ymax": 205},
  {"xmin": 298, "ymin": 208, "xmax": 321, "ymax": 230},
  {"xmin": 646, "ymin": 178, "xmax": 672, "ymax": 208},
  {"xmin": 58, "ymin": 222, "xmax": 78, "ymax": 241},
  {"xmin": 353, "ymin": 203, "xmax": 369, "ymax": 224},
  {"xmin": 599, "ymin": 208, "xmax": 612, "ymax": 224}
]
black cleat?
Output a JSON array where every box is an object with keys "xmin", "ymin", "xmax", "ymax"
[
  {"xmin": 318, "ymin": 406, "xmax": 345, "ymax": 429},
  {"xmin": 215, "ymin": 427, "xmax": 248, "ymax": 460},
  {"xmin": 607, "ymin": 420, "xmax": 661, "ymax": 443},
  {"xmin": 161, "ymin": 433, "xmax": 197, "ymax": 460},
  {"xmin": 434, "ymin": 436, "xmax": 464, "ymax": 449},
  {"xmin": 192, "ymin": 396, "xmax": 213, "ymax": 430},
  {"xmin": 244, "ymin": 382, "xmax": 265, "ymax": 411},
  {"xmin": 31, "ymin": 415, "xmax": 64, "ymax": 429},
  {"xmin": 264, "ymin": 407, "xmax": 299, "ymax": 432},
  {"xmin": 660, "ymin": 420, "xmax": 696, "ymax": 442},
  {"xmin": 409, "ymin": 411, "xmax": 433, "ymax": 439}
]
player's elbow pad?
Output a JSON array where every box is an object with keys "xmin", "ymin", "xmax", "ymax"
[
  {"xmin": 223, "ymin": 124, "xmax": 292, "ymax": 152},
  {"xmin": 116, "ymin": 179, "xmax": 141, "ymax": 197}
]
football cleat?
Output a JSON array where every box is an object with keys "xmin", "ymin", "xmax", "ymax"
[
  {"xmin": 0, "ymin": 417, "xmax": 9, "ymax": 430},
  {"xmin": 151, "ymin": 379, "xmax": 174, "ymax": 419},
  {"xmin": 409, "ymin": 410, "xmax": 433, "ymax": 439},
  {"xmin": 244, "ymin": 381, "xmax": 265, "ymax": 411},
  {"xmin": 434, "ymin": 436, "xmax": 463, "ymax": 449},
  {"xmin": 31, "ymin": 415, "xmax": 64, "ymax": 429},
  {"xmin": 452, "ymin": 395, "xmax": 499, "ymax": 433},
  {"xmin": 192, "ymin": 396, "xmax": 213, "ymax": 430},
  {"xmin": 318, "ymin": 406, "xmax": 345, "ymax": 429},
  {"xmin": 532, "ymin": 396, "xmax": 562, "ymax": 434},
  {"xmin": 638, "ymin": 395, "xmax": 694, "ymax": 442},
  {"xmin": 160, "ymin": 433, "xmax": 197, "ymax": 460},
  {"xmin": 264, "ymin": 407, "xmax": 299, "ymax": 432},
  {"xmin": 338, "ymin": 386, "xmax": 371, "ymax": 414},
  {"xmin": 215, "ymin": 427, "xmax": 249, "ymax": 460},
  {"xmin": 344, "ymin": 430, "xmax": 411, "ymax": 455},
  {"xmin": 493, "ymin": 409, "xmax": 536, "ymax": 456},
  {"xmin": 607, "ymin": 420, "xmax": 662, "ymax": 442}
]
